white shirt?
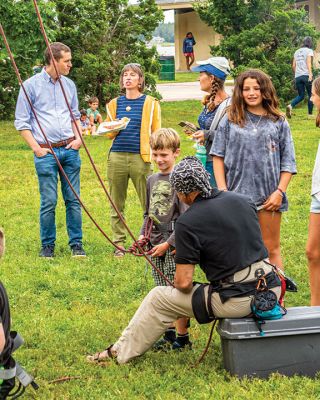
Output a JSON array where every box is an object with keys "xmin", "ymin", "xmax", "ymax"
[{"xmin": 294, "ymin": 47, "xmax": 314, "ymax": 78}]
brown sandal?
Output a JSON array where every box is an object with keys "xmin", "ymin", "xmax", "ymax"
[{"xmin": 87, "ymin": 345, "xmax": 115, "ymax": 363}]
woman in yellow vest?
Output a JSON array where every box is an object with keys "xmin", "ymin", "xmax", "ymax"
[{"xmin": 106, "ymin": 63, "xmax": 161, "ymax": 256}]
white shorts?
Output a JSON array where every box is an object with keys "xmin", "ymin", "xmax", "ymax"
[{"xmin": 310, "ymin": 194, "xmax": 320, "ymax": 213}]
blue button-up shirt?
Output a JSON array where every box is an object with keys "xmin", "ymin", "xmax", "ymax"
[{"xmin": 14, "ymin": 68, "xmax": 80, "ymax": 144}]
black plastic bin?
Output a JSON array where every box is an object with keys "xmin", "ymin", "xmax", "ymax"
[{"xmin": 217, "ymin": 306, "xmax": 320, "ymax": 378}]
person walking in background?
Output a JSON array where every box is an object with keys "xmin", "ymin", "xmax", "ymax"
[
  {"xmin": 306, "ymin": 77, "xmax": 320, "ymax": 305},
  {"xmin": 183, "ymin": 32, "xmax": 196, "ymax": 71},
  {"xmin": 14, "ymin": 42, "xmax": 86, "ymax": 258},
  {"xmin": 185, "ymin": 57, "xmax": 231, "ymax": 186},
  {"xmin": 105, "ymin": 63, "xmax": 161, "ymax": 257},
  {"xmin": 211, "ymin": 69, "xmax": 296, "ymax": 270},
  {"xmin": 286, "ymin": 36, "xmax": 314, "ymax": 119}
]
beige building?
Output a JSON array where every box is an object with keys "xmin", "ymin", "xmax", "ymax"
[{"xmin": 156, "ymin": 0, "xmax": 320, "ymax": 71}]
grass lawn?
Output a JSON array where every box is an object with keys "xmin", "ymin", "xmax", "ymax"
[
  {"xmin": 1, "ymin": 102, "xmax": 320, "ymax": 399},
  {"xmin": 157, "ymin": 72, "xmax": 234, "ymax": 85}
]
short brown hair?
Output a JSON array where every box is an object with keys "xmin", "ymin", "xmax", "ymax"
[
  {"xmin": 119, "ymin": 63, "xmax": 145, "ymax": 93},
  {"xmin": 44, "ymin": 42, "xmax": 71, "ymax": 65},
  {"xmin": 150, "ymin": 128, "xmax": 180, "ymax": 152},
  {"xmin": 88, "ymin": 96, "xmax": 99, "ymax": 104}
]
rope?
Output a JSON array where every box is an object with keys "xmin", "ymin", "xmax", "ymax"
[
  {"xmin": 0, "ymin": 21, "xmax": 173, "ymax": 287},
  {"xmin": 193, "ymin": 319, "xmax": 218, "ymax": 367}
]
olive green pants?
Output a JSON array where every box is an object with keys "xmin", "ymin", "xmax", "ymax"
[{"xmin": 107, "ymin": 152, "xmax": 152, "ymax": 245}]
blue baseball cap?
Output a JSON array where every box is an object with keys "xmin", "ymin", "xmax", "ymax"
[{"xmin": 192, "ymin": 57, "xmax": 230, "ymax": 81}]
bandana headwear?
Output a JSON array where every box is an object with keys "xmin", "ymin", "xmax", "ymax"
[{"xmin": 170, "ymin": 156, "xmax": 212, "ymax": 198}]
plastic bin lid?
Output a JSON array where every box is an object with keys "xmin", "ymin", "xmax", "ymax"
[
  {"xmin": 217, "ymin": 306, "xmax": 320, "ymax": 339},
  {"xmin": 159, "ymin": 56, "xmax": 174, "ymax": 61}
]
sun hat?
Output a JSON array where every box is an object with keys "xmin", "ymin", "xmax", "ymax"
[{"xmin": 192, "ymin": 57, "xmax": 230, "ymax": 81}]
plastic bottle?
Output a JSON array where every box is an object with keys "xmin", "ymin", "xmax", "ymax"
[{"xmin": 195, "ymin": 143, "xmax": 207, "ymax": 166}]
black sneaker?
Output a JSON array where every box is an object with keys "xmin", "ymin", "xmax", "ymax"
[
  {"xmin": 152, "ymin": 337, "xmax": 173, "ymax": 351},
  {"xmin": 71, "ymin": 244, "xmax": 86, "ymax": 257},
  {"xmin": 39, "ymin": 245, "xmax": 54, "ymax": 258},
  {"xmin": 172, "ymin": 339, "xmax": 192, "ymax": 351}
]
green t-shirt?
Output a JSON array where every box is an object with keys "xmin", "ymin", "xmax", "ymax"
[{"xmin": 87, "ymin": 108, "xmax": 100, "ymax": 122}]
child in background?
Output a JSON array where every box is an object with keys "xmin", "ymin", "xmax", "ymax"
[
  {"xmin": 87, "ymin": 97, "xmax": 103, "ymax": 134},
  {"xmin": 306, "ymin": 76, "xmax": 320, "ymax": 305},
  {"xmin": 211, "ymin": 69, "xmax": 297, "ymax": 270},
  {"xmin": 80, "ymin": 109, "xmax": 91, "ymax": 135},
  {"xmin": 139, "ymin": 128, "xmax": 191, "ymax": 350},
  {"xmin": 183, "ymin": 32, "xmax": 196, "ymax": 71}
]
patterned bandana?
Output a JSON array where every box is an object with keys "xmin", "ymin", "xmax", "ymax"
[{"xmin": 170, "ymin": 156, "xmax": 212, "ymax": 198}]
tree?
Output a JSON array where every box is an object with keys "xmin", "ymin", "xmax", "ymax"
[
  {"xmin": 0, "ymin": 0, "xmax": 56, "ymax": 119},
  {"xmin": 0, "ymin": 0, "xmax": 163, "ymax": 119},
  {"xmin": 53, "ymin": 0, "xmax": 163, "ymax": 108},
  {"xmin": 195, "ymin": 0, "xmax": 320, "ymax": 102},
  {"xmin": 153, "ymin": 22, "xmax": 174, "ymax": 43}
]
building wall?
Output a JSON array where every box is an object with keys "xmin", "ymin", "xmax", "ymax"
[
  {"xmin": 159, "ymin": 0, "xmax": 320, "ymax": 71},
  {"xmin": 174, "ymin": 10, "xmax": 220, "ymax": 71},
  {"xmin": 296, "ymin": 0, "xmax": 320, "ymax": 65}
]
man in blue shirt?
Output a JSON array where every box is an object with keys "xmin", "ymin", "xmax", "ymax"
[{"xmin": 14, "ymin": 42, "xmax": 85, "ymax": 258}]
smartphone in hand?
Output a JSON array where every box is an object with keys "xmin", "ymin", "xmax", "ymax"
[{"xmin": 178, "ymin": 121, "xmax": 197, "ymax": 135}]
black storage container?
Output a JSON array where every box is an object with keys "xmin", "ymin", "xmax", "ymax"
[{"xmin": 217, "ymin": 306, "xmax": 320, "ymax": 378}]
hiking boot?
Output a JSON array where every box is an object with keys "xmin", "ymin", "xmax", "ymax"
[
  {"xmin": 286, "ymin": 104, "xmax": 292, "ymax": 119},
  {"xmin": 71, "ymin": 243, "xmax": 86, "ymax": 257},
  {"xmin": 39, "ymin": 245, "xmax": 54, "ymax": 258},
  {"xmin": 172, "ymin": 339, "xmax": 192, "ymax": 351}
]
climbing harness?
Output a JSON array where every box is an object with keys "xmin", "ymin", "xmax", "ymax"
[{"xmin": 0, "ymin": 332, "xmax": 38, "ymax": 399}]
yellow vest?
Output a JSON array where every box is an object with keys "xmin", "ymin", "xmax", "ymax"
[{"xmin": 106, "ymin": 95, "xmax": 161, "ymax": 163}]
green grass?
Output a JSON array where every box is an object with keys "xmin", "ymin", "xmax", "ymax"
[
  {"xmin": 157, "ymin": 72, "xmax": 235, "ymax": 86},
  {"xmin": 1, "ymin": 103, "xmax": 320, "ymax": 399},
  {"xmin": 157, "ymin": 72, "xmax": 199, "ymax": 84}
]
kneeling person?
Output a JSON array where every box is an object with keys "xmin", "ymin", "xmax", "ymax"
[{"xmin": 88, "ymin": 157, "xmax": 281, "ymax": 364}]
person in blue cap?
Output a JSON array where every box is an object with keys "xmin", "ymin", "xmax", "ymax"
[{"xmin": 183, "ymin": 57, "xmax": 231, "ymax": 186}]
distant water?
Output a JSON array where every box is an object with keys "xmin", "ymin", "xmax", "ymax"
[{"xmin": 156, "ymin": 44, "xmax": 175, "ymax": 57}]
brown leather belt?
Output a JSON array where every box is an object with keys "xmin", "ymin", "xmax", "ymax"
[{"xmin": 39, "ymin": 137, "xmax": 75, "ymax": 148}]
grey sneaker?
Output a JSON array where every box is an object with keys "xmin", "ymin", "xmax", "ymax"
[
  {"xmin": 71, "ymin": 244, "xmax": 86, "ymax": 257},
  {"xmin": 39, "ymin": 245, "xmax": 55, "ymax": 258},
  {"xmin": 286, "ymin": 104, "xmax": 292, "ymax": 119}
]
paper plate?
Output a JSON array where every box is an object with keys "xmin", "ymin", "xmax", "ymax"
[{"xmin": 96, "ymin": 118, "xmax": 130, "ymax": 137}]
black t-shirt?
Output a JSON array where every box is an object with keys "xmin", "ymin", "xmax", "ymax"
[
  {"xmin": 175, "ymin": 190, "xmax": 268, "ymax": 282},
  {"xmin": 0, "ymin": 282, "xmax": 11, "ymax": 365}
]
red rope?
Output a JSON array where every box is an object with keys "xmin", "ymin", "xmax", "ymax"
[{"xmin": 0, "ymin": 20, "xmax": 173, "ymax": 287}]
